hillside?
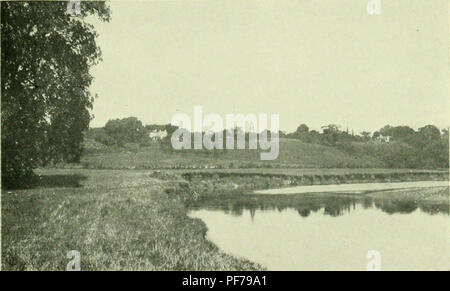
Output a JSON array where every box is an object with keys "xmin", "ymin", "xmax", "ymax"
[{"xmin": 81, "ymin": 138, "xmax": 385, "ymax": 169}]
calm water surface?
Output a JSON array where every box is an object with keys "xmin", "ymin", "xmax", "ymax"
[
  {"xmin": 188, "ymin": 190, "xmax": 449, "ymax": 270},
  {"xmin": 254, "ymin": 181, "xmax": 450, "ymax": 194}
]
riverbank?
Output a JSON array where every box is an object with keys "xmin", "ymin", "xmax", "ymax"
[
  {"xmin": 253, "ymin": 181, "xmax": 449, "ymax": 195},
  {"xmin": 1, "ymin": 169, "xmax": 262, "ymax": 270},
  {"xmin": 367, "ymin": 186, "xmax": 449, "ymax": 203},
  {"xmin": 2, "ymin": 167, "xmax": 448, "ymax": 270},
  {"xmin": 173, "ymin": 169, "xmax": 448, "ymax": 200},
  {"xmin": 168, "ymin": 168, "xmax": 449, "ymax": 217}
]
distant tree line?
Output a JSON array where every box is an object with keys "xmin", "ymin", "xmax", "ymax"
[
  {"xmin": 86, "ymin": 117, "xmax": 177, "ymax": 147},
  {"xmin": 87, "ymin": 117, "xmax": 273, "ymax": 153},
  {"xmin": 87, "ymin": 117, "xmax": 448, "ymax": 169},
  {"xmin": 283, "ymin": 123, "xmax": 449, "ymax": 169}
]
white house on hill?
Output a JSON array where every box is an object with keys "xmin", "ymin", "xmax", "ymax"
[
  {"xmin": 376, "ymin": 134, "xmax": 391, "ymax": 143},
  {"xmin": 149, "ymin": 129, "xmax": 168, "ymax": 140}
]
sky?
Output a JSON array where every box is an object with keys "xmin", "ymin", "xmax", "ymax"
[{"xmin": 88, "ymin": 0, "xmax": 449, "ymax": 133}]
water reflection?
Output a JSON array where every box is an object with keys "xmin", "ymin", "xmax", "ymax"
[
  {"xmin": 188, "ymin": 192, "xmax": 449, "ymax": 218},
  {"xmin": 188, "ymin": 192, "xmax": 449, "ymax": 270}
]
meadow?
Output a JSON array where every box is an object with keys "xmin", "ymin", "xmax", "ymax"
[
  {"xmin": 1, "ymin": 169, "xmax": 261, "ymax": 270},
  {"xmin": 80, "ymin": 138, "xmax": 385, "ymax": 170},
  {"xmin": 2, "ymin": 138, "xmax": 448, "ymax": 270}
]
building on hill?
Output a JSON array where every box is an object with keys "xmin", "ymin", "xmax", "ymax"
[
  {"xmin": 149, "ymin": 129, "xmax": 168, "ymax": 141},
  {"xmin": 376, "ymin": 134, "xmax": 391, "ymax": 143}
]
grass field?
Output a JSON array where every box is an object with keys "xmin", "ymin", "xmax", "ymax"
[
  {"xmin": 80, "ymin": 138, "xmax": 385, "ymax": 170},
  {"xmin": 3, "ymin": 137, "xmax": 448, "ymax": 270},
  {"xmin": 1, "ymin": 169, "xmax": 261, "ymax": 270}
]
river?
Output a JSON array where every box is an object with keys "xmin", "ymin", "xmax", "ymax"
[{"xmin": 188, "ymin": 183, "xmax": 449, "ymax": 270}]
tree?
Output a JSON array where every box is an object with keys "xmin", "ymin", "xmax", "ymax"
[
  {"xmin": 418, "ymin": 125, "xmax": 441, "ymax": 141},
  {"xmin": 296, "ymin": 124, "xmax": 309, "ymax": 134},
  {"xmin": 442, "ymin": 128, "xmax": 449, "ymax": 140},
  {"xmin": 291, "ymin": 123, "xmax": 310, "ymax": 141},
  {"xmin": 1, "ymin": 1, "xmax": 111, "ymax": 188},
  {"xmin": 104, "ymin": 117, "xmax": 147, "ymax": 146},
  {"xmin": 86, "ymin": 127, "xmax": 116, "ymax": 146},
  {"xmin": 360, "ymin": 131, "xmax": 371, "ymax": 141},
  {"xmin": 321, "ymin": 124, "xmax": 341, "ymax": 145},
  {"xmin": 379, "ymin": 125, "xmax": 415, "ymax": 141},
  {"xmin": 372, "ymin": 131, "xmax": 381, "ymax": 139},
  {"xmin": 418, "ymin": 125, "xmax": 449, "ymax": 168}
]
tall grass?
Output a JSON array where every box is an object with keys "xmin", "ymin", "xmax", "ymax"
[{"xmin": 2, "ymin": 169, "xmax": 262, "ymax": 270}]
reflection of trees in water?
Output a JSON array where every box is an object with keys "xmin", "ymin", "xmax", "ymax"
[
  {"xmin": 297, "ymin": 208, "xmax": 310, "ymax": 217},
  {"xmin": 361, "ymin": 198, "xmax": 374, "ymax": 209},
  {"xmin": 191, "ymin": 193, "xmax": 449, "ymax": 217},
  {"xmin": 373, "ymin": 199, "xmax": 418, "ymax": 214},
  {"xmin": 419, "ymin": 203, "xmax": 449, "ymax": 215},
  {"xmin": 230, "ymin": 207, "xmax": 244, "ymax": 216},
  {"xmin": 372, "ymin": 198, "xmax": 448, "ymax": 215}
]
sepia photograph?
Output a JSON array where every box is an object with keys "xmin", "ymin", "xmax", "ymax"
[{"xmin": 1, "ymin": 0, "xmax": 449, "ymax": 275}]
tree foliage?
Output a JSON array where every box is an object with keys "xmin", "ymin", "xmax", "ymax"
[
  {"xmin": 104, "ymin": 117, "xmax": 147, "ymax": 146},
  {"xmin": 1, "ymin": 1, "xmax": 110, "ymax": 188},
  {"xmin": 286, "ymin": 123, "xmax": 448, "ymax": 169}
]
